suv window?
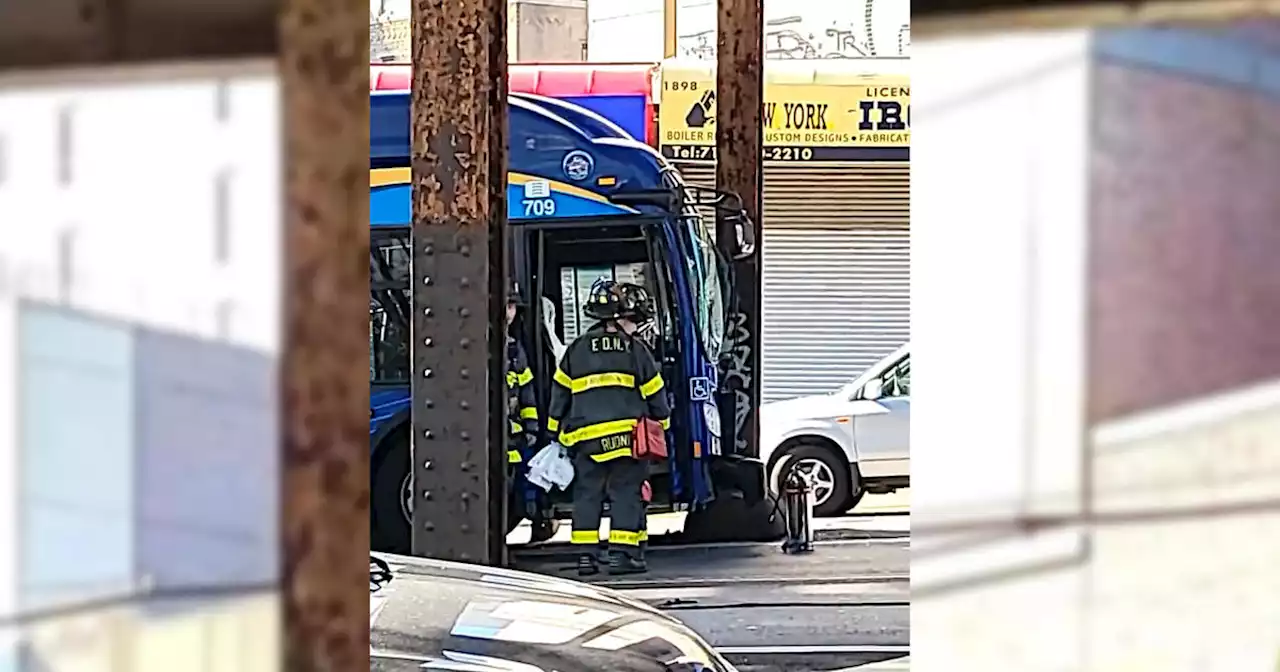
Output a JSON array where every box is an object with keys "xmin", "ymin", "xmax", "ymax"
[{"xmin": 882, "ymin": 355, "xmax": 910, "ymax": 397}]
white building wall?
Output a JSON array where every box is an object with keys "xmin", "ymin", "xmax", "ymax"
[
  {"xmin": 0, "ymin": 64, "xmax": 280, "ymax": 665},
  {"xmin": 910, "ymin": 29, "xmax": 1092, "ymax": 672},
  {"xmin": 588, "ymin": 0, "xmax": 910, "ymax": 62}
]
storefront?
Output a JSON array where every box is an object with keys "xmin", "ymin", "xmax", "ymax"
[{"xmin": 656, "ymin": 59, "xmax": 910, "ymax": 400}]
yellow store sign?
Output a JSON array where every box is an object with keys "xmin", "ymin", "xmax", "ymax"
[{"xmin": 658, "ymin": 62, "xmax": 909, "ymax": 162}]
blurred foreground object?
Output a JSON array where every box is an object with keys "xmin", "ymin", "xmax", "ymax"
[
  {"xmin": 280, "ymin": 0, "xmax": 371, "ymax": 668},
  {"xmin": 370, "ymin": 552, "xmax": 740, "ymax": 671},
  {"xmin": 1, "ymin": 0, "xmax": 371, "ymax": 670},
  {"xmin": 913, "ymin": 7, "xmax": 1280, "ymax": 671}
]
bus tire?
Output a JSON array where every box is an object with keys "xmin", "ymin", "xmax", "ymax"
[{"xmin": 371, "ymin": 424, "xmax": 411, "ymax": 555}]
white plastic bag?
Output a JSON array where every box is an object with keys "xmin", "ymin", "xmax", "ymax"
[
  {"xmin": 528, "ymin": 442, "xmax": 574, "ymax": 491},
  {"xmin": 526, "ymin": 470, "xmax": 554, "ymax": 493}
]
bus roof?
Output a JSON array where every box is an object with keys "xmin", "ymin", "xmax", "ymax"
[
  {"xmin": 370, "ymin": 91, "xmax": 674, "ymax": 226},
  {"xmin": 371, "ymin": 63, "xmax": 657, "ymax": 143}
]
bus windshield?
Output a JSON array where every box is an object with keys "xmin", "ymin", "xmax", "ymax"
[
  {"xmin": 662, "ymin": 171, "xmax": 727, "ymax": 361},
  {"xmin": 680, "ymin": 205, "xmax": 726, "ymax": 360}
]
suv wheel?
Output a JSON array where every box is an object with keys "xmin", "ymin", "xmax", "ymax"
[{"xmin": 772, "ymin": 443, "xmax": 861, "ymax": 517}]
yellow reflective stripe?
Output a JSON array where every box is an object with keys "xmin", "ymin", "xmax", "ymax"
[
  {"xmin": 570, "ymin": 530, "xmax": 599, "ymax": 545},
  {"xmin": 638, "ymin": 530, "xmax": 649, "ymax": 542},
  {"xmin": 639, "ymin": 374, "xmax": 664, "ymax": 398},
  {"xmin": 509, "ymin": 420, "xmax": 523, "ymax": 434},
  {"xmin": 569, "ymin": 372, "xmax": 634, "ymax": 393},
  {"xmin": 591, "ymin": 447, "xmax": 633, "ymax": 462},
  {"xmin": 506, "ymin": 371, "xmax": 517, "ymax": 387},
  {"xmin": 519, "ymin": 406, "xmax": 539, "ymax": 420},
  {"xmin": 553, "ymin": 367, "xmax": 573, "ymax": 388},
  {"xmin": 546, "ymin": 417, "xmax": 560, "ymax": 432},
  {"xmin": 507, "ymin": 449, "xmax": 522, "ymax": 463},
  {"xmin": 609, "ymin": 530, "xmax": 642, "ymax": 546},
  {"xmin": 560, "ymin": 419, "xmax": 637, "ymax": 447},
  {"xmin": 659, "ymin": 417, "xmax": 670, "ymax": 430},
  {"xmin": 515, "ymin": 368, "xmax": 534, "ymax": 386}
]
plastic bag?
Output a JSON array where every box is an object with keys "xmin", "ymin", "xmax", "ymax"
[
  {"xmin": 528, "ymin": 442, "xmax": 574, "ymax": 491},
  {"xmin": 526, "ymin": 470, "xmax": 554, "ymax": 493}
]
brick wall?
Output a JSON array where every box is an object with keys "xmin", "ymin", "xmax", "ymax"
[{"xmin": 1088, "ymin": 48, "xmax": 1280, "ymax": 423}]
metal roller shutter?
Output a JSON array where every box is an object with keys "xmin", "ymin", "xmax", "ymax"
[{"xmin": 674, "ymin": 162, "xmax": 910, "ymax": 401}]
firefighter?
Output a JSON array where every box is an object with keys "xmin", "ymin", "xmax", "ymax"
[
  {"xmin": 505, "ymin": 283, "xmax": 539, "ymax": 533},
  {"xmin": 507, "ymin": 282, "xmax": 539, "ymax": 463},
  {"xmin": 507, "ymin": 283, "xmax": 560, "ymax": 544},
  {"xmin": 548, "ymin": 279, "xmax": 670, "ymax": 576}
]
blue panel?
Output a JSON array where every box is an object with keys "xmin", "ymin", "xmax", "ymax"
[
  {"xmin": 1094, "ymin": 26, "xmax": 1280, "ymax": 98},
  {"xmin": 506, "ymin": 183, "xmax": 634, "ymax": 220},
  {"xmin": 133, "ymin": 328, "xmax": 277, "ymax": 604},
  {"xmin": 371, "ymin": 184, "xmax": 410, "ymax": 226},
  {"xmin": 370, "ymin": 179, "xmax": 635, "ymax": 226},
  {"xmin": 560, "ymin": 95, "xmax": 647, "ymax": 142},
  {"xmin": 17, "ymin": 304, "xmax": 134, "ymax": 612},
  {"xmin": 370, "ymin": 386, "xmax": 410, "ymax": 444},
  {"xmin": 371, "ymin": 91, "xmax": 667, "ymax": 193}
]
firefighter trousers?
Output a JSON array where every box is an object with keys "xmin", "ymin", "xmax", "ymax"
[{"xmin": 570, "ymin": 440, "xmax": 647, "ymax": 559}]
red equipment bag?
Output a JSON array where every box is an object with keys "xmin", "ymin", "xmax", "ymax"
[
  {"xmin": 627, "ymin": 333, "xmax": 668, "ymax": 461},
  {"xmin": 632, "ymin": 417, "xmax": 668, "ymax": 461}
]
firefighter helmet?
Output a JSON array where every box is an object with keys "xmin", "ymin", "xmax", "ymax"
[
  {"xmin": 584, "ymin": 279, "xmax": 651, "ymax": 321},
  {"xmin": 617, "ymin": 282, "xmax": 654, "ymax": 321}
]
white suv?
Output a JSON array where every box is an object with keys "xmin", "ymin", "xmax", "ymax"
[{"xmin": 758, "ymin": 343, "xmax": 910, "ymax": 516}]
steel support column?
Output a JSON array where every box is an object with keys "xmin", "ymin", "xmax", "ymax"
[
  {"xmin": 716, "ymin": 0, "xmax": 764, "ymax": 459},
  {"xmin": 280, "ymin": 0, "xmax": 370, "ymax": 669},
  {"xmin": 409, "ymin": 0, "xmax": 509, "ymax": 563}
]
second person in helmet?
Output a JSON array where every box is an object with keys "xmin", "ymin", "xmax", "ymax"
[{"xmin": 547, "ymin": 278, "xmax": 670, "ymax": 575}]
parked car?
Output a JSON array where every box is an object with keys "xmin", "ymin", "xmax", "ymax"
[
  {"xmin": 758, "ymin": 342, "xmax": 910, "ymax": 516},
  {"xmin": 371, "ymin": 552, "xmax": 738, "ymax": 671}
]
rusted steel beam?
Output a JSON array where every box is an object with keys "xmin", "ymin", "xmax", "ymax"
[
  {"xmin": 716, "ymin": 0, "xmax": 764, "ymax": 459},
  {"xmin": 409, "ymin": 0, "xmax": 510, "ymax": 563},
  {"xmin": 0, "ymin": 0, "xmax": 277, "ymax": 68},
  {"xmin": 280, "ymin": 0, "xmax": 370, "ymax": 669}
]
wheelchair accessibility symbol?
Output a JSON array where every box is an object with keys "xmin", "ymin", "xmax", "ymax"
[{"xmin": 689, "ymin": 376, "xmax": 712, "ymax": 402}]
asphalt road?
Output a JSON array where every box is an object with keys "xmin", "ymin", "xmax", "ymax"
[
  {"xmin": 514, "ymin": 536, "xmax": 910, "ymax": 670},
  {"xmin": 509, "ymin": 489, "xmax": 912, "ymax": 670}
]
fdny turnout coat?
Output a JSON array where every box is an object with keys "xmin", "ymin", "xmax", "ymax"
[
  {"xmin": 506, "ymin": 337, "xmax": 538, "ymax": 463},
  {"xmin": 547, "ymin": 323, "xmax": 671, "ymax": 461}
]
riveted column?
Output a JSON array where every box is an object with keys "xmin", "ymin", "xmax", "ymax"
[
  {"xmin": 409, "ymin": 0, "xmax": 510, "ymax": 563},
  {"xmin": 716, "ymin": 0, "xmax": 764, "ymax": 459}
]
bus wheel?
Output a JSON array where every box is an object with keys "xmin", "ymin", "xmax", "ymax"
[{"xmin": 371, "ymin": 425, "xmax": 411, "ymax": 555}]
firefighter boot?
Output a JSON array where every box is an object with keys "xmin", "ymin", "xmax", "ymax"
[
  {"xmin": 577, "ymin": 553, "xmax": 600, "ymax": 577},
  {"xmin": 595, "ymin": 543, "xmax": 610, "ymax": 566},
  {"xmin": 607, "ymin": 550, "xmax": 647, "ymax": 575}
]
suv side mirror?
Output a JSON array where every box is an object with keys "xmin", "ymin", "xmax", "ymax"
[{"xmin": 861, "ymin": 379, "xmax": 883, "ymax": 401}]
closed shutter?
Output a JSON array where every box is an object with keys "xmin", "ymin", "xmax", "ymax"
[{"xmin": 673, "ymin": 161, "xmax": 910, "ymax": 401}]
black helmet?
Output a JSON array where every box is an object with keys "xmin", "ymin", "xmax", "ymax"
[
  {"xmin": 584, "ymin": 279, "xmax": 651, "ymax": 321},
  {"xmin": 618, "ymin": 283, "xmax": 654, "ymax": 320},
  {"xmin": 507, "ymin": 280, "xmax": 527, "ymax": 307}
]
